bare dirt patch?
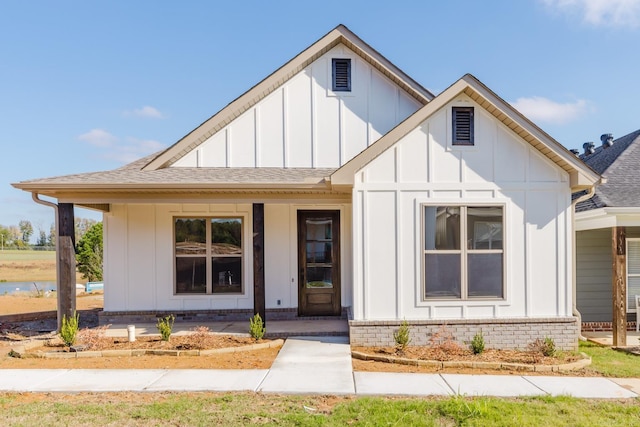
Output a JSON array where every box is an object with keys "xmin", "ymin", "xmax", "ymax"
[
  {"xmin": 0, "ymin": 259, "xmax": 84, "ymax": 282},
  {"xmin": 3, "ymin": 330, "xmax": 280, "ymax": 370},
  {"xmin": 0, "ymin": 347, "xmax": 280, "ymax": 370},
  {"xmin": 0, "ymin": 292, "xmax": 103, "ymax": 315}
]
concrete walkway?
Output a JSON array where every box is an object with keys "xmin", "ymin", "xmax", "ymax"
[{"xmin": 1, "ymin": 336, "xmax": 638, "ymax": 398}]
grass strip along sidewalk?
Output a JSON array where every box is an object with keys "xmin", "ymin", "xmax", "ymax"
[{"xmin": 1, "ymin": 392, "xmax": 639, "ymax": 426}]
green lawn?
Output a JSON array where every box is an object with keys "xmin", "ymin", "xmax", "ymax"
[
  {"xmin": 0, "ymin": 393, "xmax": 639, "ymax": 426},
  {"xmin": 0, "ymin": 249, "xmax": 55, "ymax": 262},
  {"xmin": 580, "ymin": 340, "xmax": 640, "ymax": 377}
]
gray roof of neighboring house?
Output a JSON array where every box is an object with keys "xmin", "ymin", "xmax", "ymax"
[{"xmin": 576, "ymin": 129, "xmax": 640, "ymax": 212}]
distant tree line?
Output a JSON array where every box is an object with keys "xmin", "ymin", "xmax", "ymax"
[
  {"xmin": 0, "ymin": 217, "xmax": 99, "ymax": 251},
  {"xmin": 0, "ymin": 217, "xmax": 104, "ymax": 282}
]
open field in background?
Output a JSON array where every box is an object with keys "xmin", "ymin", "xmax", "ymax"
[
  {"xmin": 0, "ymin": 250, "xmax": 82, "ymax": 282},
  {"xmin": 0, "ymin": 250, "xmax": 56, "ymax": 262}
]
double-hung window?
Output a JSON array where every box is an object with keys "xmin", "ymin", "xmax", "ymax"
[
  {"xmin": 174, "ymin": 217, "xmax": 243, "ymax": 294},
  {"xmin": 423, "ymin": 205, "xmax": 503, "ymax": 299}
]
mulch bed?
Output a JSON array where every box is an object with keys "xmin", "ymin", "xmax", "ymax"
[{"xmin": 352, "ymin": 345, "xmax": 583, "ymax": 365}]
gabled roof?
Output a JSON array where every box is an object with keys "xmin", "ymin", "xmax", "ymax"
[
  {"xmin": 576, "ymin": 129, "xmax": 640, "ymax": 211},
  {"xmin": 142, "ymin": 24, "xmax": 434, "ymax": 171},
  {"xmin": 331, "ymin": 74, "xmax": 601, "ymax": 192}
]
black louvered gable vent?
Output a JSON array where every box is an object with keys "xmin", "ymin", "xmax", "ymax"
[
  {"xmin": 332, "ymin": 58, "xmax": 351, "ymax": 92},
  {"xmin": 452, "ymin": 107, "xmax": 474, "ymax": 145}
]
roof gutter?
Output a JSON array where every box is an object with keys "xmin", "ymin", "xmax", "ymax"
[
  {"xmin": 31, "ymin": 193, "xmax": 60, "ymax": 309},
  {"xmin": 571, "ymin": 184, "xmax": 598, "ymax": 340}
]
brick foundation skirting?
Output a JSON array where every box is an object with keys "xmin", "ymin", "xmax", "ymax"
[
  {"xmin": 581, "ymin": 321, "xmax": 638, "ymax": 332},
  {"xmin": 98, "ymin": 307, "xmax": 349, "ymax": 325},
  {"xmin": 349, "ymin": 317, "xmax": 580, "ymax": 351}
]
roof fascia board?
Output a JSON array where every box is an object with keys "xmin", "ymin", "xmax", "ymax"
[
  {"xmin": 143, "ymin": 25, "xmax": 433, "ymax": 171},
  {"xmin": 331, "ymin": 74, "xmax": 601, "ymax": 188},
  {"xmin": 575, "ymin": 207, "xmax": 640, "ymax": 230},
  {"xmin": 13, "ymin": 182, "xmax": 333, "ymax": 192},
  {"xmin": 50, "ymin": 192, "xmax": 352, "ymax": 205},
  {"xmin": 462, "ymin": 75, "xmax": 600, "ymax": 185}
]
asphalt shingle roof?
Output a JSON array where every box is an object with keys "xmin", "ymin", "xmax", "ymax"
[
  {"xmin": 576, "ymin": 129, "xmax": 640, "ymax": 212},
  {"xmin": 15, "ymin": 152, "xmax": 336, "ymax": 189}
]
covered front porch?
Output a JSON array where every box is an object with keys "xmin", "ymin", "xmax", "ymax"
[{"xmin": 576, "ymin": 216, "xmax": 640, "ymax": 346}]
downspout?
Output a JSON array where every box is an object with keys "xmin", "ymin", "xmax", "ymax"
[
  {"xmin": 571, "ymin": 185, "xmax": 597, "ymax": 340},
  {"xmin": 31, "ymin": 193, "xmax": 60, "ymax": 304}
]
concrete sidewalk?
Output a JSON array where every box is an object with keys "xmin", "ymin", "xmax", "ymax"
[{"xmin": 1, "ymin": 336, "xmax": 638, "ymax": 398}]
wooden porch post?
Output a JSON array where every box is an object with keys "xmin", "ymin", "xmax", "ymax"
[
  {"xmin": 253, "ymin": 203, "xmax": 266, "ymax": 325},
  {"xmin": 612, "ymin": 226, "xmax": 627, "ymax": 346},
  {"xmin": 57, "ymin": 203, "xmax": 76, "ymax": 331}
]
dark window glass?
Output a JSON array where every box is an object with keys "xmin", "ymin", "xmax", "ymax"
[
  {"xmin": 175, "ymin": 218, "xmax": 206, "ymax": 255},
  {"xmin": 212, "ymin": 257, "xmax": 242, "ymax": 294},
  {"xmin": 211, "ymin": 218, "xmax": 242, "ymax": 254},
  {"xmin": 175, "ymin": 257, "xmax": 206, "ymax": 293},
  {"xmin": 425, "ymin": 206, "xmax": 460, "ymax": 250},
  {"xmin": 467, "ymin": 207, "xmax": 503, "ymax": 250},
  {"xmin": 468, "ymin": 254, "xmax": 503, "ymax": 298},
  {"xmin": 424, "ymin": 253, "xmax": 461, "ymax": 298}
]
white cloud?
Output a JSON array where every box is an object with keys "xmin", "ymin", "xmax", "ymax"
[
  {"xmin": 78, "ymin": 129, "xmax": 165, "ymax": 164},
  {"xmin": 510, "ymin": 96, "xmax": 590, "ymax": 124},
  {"xmin": 542, "ymin": 0, "xmax": 640, "ymax": 28},
  {"xmin": 103, "ymin": 137, "xmax": 166, "ymax": 163},
  {"xmin": 123, "ymin": 106, "xmax": 165, "ymax": 119},
  {"xmin": 77, "ymin": 128, "xmax": 118, "ymax": 148}
]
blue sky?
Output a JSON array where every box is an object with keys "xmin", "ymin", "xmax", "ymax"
[{"xmin": 2, "ymin": 0, "xmax": 640, "ymax": 233}]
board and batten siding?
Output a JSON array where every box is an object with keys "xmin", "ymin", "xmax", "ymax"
[
  {"xmin": 103, "ymin": 202, "xmax": 352, "ymax": 312},
  {"xmin": 352, "ymin": 94, "xmax": 573, "ymax": 321},
  {"xmin": 576, "ymin": 227, "xmax": 640, "ymax": 322},
  {"xmin": 172, "ymin": 44, "xmax": 422, "ymax": 169},
  {"xmin": 576, "ymin": 229, "xmax": 612, "ymax": 322}
]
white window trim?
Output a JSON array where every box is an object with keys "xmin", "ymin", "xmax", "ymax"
[
  {"xmin": 173, "ymin": 216, "xmax": 246, "ymax": 296},
  {"xmin": 420, "ymin": 203, "xmax": 507, "ymax": 302},
  {"xmin": 626, "ymin": 238, "xmax": 640, "ymax": 313}
]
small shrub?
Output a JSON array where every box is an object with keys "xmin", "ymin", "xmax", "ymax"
[
  {"xmin": 59, "ymin": 312, "xmax": 80, "ymax": 347},
  {"xmin": 528, "ymin": 337, "xmax": 556, "ymax": 359},
  {"xmin": 470, "ymin": 330, "xmax": 485, "ymax": 355},
  {"xmin": 156, "ymin": 315, "xmax": 175, "ymax": 341},
  {"xmin": 249, "ymin": 313, "xmax": 266, "ymax": 341},
  {"xmin": 542, "ymin": 337, "xmax": 556, "ymax": 357},
  {"xmin": 428, "ymin": 324, "xmax": 464, "ymax": 360},
  {"xmin": 394, "ymin": 320, "xmax": 411, "ymax": 352}
]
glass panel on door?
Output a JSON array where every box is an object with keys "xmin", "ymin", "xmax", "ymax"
[{"xmin": 304, "ymin": 218, "xmax": 333, "ymax": 289}]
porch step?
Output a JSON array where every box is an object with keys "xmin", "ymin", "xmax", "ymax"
[{"xmin": 263, "ymin": 319, "xmax": 349, "ymax": 338}]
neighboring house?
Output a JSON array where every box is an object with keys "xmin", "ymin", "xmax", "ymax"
[
  {"xmin": 575, "ymin": 130, "xmax": 640, "ymax": 342},
  {"xmin": 13, "ymin": 25, "xmax": 600, "ymax": 350}
]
